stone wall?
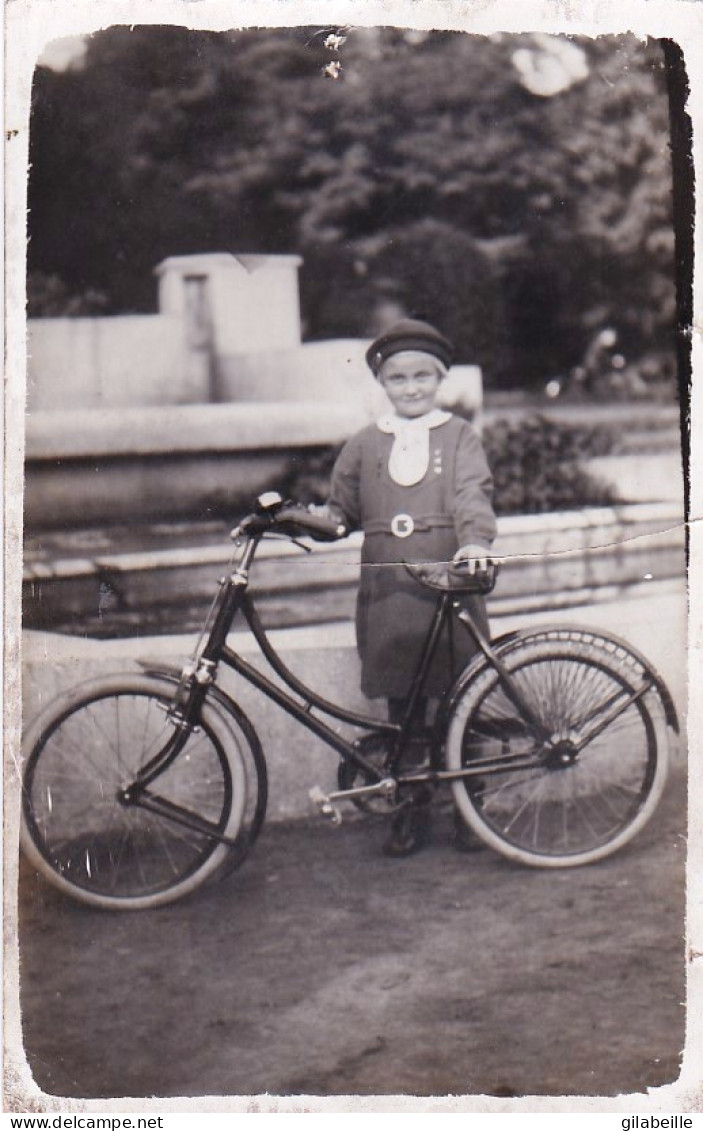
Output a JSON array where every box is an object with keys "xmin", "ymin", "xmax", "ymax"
[
  {"xmin": 23, "ymin": 401, "xmax": 373, "ymax": 527},
  {"xmin": 26, "ymin": 315, "xmax": 189, "ymax": 411},
  {"xmin": 27, "ymin": 253, "xmax": 306, "ymax": 414},
  {"xmin": 20, "ymin": 574, "xmax": 686, "ymax": 822}
]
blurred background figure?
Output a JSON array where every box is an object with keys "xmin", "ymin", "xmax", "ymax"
[{"xmin": 570, "ymin": 328, "xmax": 649, "ymax": 400}]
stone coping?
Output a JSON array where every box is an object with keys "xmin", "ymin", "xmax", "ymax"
[
  {"xmin": 155, "ymin": 252, "xmax": 303, "ymax": 274},
  {"xmin": 23, "ymin": 501, "xmax": 684, "ymax": 583},
  {"xmin": 25, "ymin": 402, "xmax": 371, "ymax": 460},
  {"xmin": 25, "ymin": 399, "xmax": 682, "ymax": 461}
]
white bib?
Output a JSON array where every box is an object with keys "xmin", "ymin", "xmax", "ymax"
[{"xmin": 377, "ymin": 410, "xmax": 451, "ymax": 486}]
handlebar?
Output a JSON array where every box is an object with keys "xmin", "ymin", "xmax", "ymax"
[
  {"xmin": 276, "ymin": 504, "xmax": 348, "ymax": 542},
  {"xmin": 231, "ymin": 495, "xmax": 348, "ymax": 543}
]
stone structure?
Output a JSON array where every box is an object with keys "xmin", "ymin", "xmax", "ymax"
[
  {"xmin": 24, "ymin": 252, "xmax": 484, "ymax": 528},
  {"xmin": 27, "ymin": 253, "xmax": 304, "ymax": 412}
]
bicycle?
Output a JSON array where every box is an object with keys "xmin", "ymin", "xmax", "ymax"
[{"xmin": 20, "ymin": 492, "xmax": 679, "ymax": 910}]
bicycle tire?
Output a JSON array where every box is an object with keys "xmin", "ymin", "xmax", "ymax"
[
  {"xmin": 445, "ymin": 636, "xmax": 669, "ymax": 867},
  {"xmin": 204, "ymin": 690, "xmax": 268, "ymax": 882},
  {"xmin": 21, "ymin": 674, "xmax": 252, "ymax": 910}
]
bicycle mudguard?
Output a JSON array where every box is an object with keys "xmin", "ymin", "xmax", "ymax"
[
  {"xmin": 502, "ymin": 625, "xmax": 678, "ymax": 734},
  {"xmin": 136, "ymin": 660, "xmax": 270, "ymax": 796},
  {"xmin": 436, "ymin": 624, "xmax": 679, "ymax": 739}
]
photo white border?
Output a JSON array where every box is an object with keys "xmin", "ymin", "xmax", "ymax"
[{"xmin": 4, "ymin": 0, "xmax": 701, "ymax": 1117}]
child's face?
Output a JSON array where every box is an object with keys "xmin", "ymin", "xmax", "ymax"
[{"xmin": 379, "ymin": 351, "xmax": 443, "ymax": 418}]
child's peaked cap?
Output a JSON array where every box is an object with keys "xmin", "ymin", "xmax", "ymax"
[{"xmin": 366, "ymin": 318, "xmax": 454, "ymax": 376}]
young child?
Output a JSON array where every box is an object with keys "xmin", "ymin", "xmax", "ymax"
[{"xmin": 324, "ymin": 318, "xmax": 497, "ymax": 855}]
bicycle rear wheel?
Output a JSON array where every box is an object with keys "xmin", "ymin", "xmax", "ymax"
[
  {"xmin": 21, "ymin": 674, "xmax": 249, "ymax": 910},
  {"xmin": 445, "ymin": 637, "xmax": 669, "ymax": 867}
]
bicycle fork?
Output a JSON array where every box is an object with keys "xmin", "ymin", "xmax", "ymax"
[{"xmin": 115, "ymin": 672, "xmax": 243, "ymax": 847}]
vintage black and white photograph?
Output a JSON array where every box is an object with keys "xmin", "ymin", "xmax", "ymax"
[{"xmin": 5, "ymin": 5, "xmax": 696, "ymax": 1112}]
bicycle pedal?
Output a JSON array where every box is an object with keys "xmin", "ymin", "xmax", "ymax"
[{"xmin": 309, "ymin": 785, "xmax": 343, "ymax": 826}]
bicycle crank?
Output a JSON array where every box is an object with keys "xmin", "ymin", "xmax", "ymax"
[{"xmin": 309, "ymin": 779, "xmax": 397, "ymax": 825}]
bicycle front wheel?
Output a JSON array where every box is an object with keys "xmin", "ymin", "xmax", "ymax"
[
  {"xmin": 21, "ymin": 674, "xmax": 249, "ymax": 910},
  {"xmin": 446, "ymin": 637, "xmax": 669, "ymax": 867}
]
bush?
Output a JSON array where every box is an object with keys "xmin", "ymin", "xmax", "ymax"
[
  {"xmin": 279, "ymin": 447, "xmax": 339, "ymax": 507},
  {"xmin": 483, "ymin": 415, "xmax": 619, "ymax": 515},
  {"xmin": 281, "ymin": 415, "xmax": 620, "ymax": 516},
  {"xmin": 27, "ymin": 271, "xmax": 110, "ymax": 317}
]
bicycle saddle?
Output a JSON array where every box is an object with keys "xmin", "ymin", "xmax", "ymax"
[{"xmin": 404, "ymin": 560, "xmax": 498, "ymax": 595}]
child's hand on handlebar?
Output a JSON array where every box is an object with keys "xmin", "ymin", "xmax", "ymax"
[
  {"xmin": 452, "ymin": 544, "xmax": 492, "ymax": 576},
  {"xmin": 307, "ymin": 503, "xmax": 347, "ymax": 527},
  {"xmin": 292, "ymin": 502, "xmax": 348, "ymax": 540}
]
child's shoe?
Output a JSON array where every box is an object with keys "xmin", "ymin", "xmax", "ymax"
[
  {"xmin": 382, "ymin": 801, "xmax": 431, "ymax": 857},
  {"xmin": 452, "ymin": 811, "xmax": 485, "ymax": 854}
]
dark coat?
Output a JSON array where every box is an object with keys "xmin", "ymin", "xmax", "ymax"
[{"xmin": 329, "ymin": 414, "xmax": 497, "ymax": 699}]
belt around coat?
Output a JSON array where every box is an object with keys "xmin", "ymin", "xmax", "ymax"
[{"xmin": 363, "ymin": 514, "xmax": 455, "ymax": 539}]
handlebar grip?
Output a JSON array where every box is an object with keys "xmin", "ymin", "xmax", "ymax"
[{"xmin": 276, "ymin": 505, "xmax": 348, "ymax": 542}]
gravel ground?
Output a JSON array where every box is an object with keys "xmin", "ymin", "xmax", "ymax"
[{"xmin": 14, "ymin": 761, "xmax": 687, "ymax": 1104}]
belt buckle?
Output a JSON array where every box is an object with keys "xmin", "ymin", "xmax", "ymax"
[{"xmin": 390, "ymin": 513, "xmax": 415, "ymax": 539}]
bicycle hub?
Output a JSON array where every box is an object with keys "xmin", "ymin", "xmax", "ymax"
[{"xmin": 544, "ymin": 739, "xmax": 579, "ymax": 770}]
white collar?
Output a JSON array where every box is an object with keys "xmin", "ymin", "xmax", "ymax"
[
  {"xmin": 376, "ymin": 410, "xmax": 451, "ymax": 486},
  {"xmin": 377, "ymin": 409, "xmax": 452, "ymax": 434}
]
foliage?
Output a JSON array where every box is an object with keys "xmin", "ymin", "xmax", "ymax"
[
  {"xmin": 27, "ymin": 271, "xmax": 109, "ymax": 317},
  {"xmin": 27, "ymin": 27, "xmax": 678, "ymax": 390},
  {"xmin": 300, "ymin": 219, "xmax": 508, "ymax": 384},
  {"xmin": 280, "ymin": 415, "xmax": 619, "ymax": 515},
  {"xmin": 481, "ymin": 415, "xmax": 618, "ymax": 514}
]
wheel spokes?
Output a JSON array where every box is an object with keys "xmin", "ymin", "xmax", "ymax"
[
  {"xmin": 459, "ymin": 652, "xmax": 655, "ymax": 856},
  {"xmin": 26, "ymin": 691, "xmax": 232, "ymax": 897}
]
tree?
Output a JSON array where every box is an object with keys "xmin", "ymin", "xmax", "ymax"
[{"xmin": 27, "ymin": 27, "xmax": 677, "ymax": 391}]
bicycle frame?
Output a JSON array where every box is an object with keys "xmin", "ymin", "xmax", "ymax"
[{"xmin": 133, "ymin": 531, "xmax": 550, "ymax": 805}]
